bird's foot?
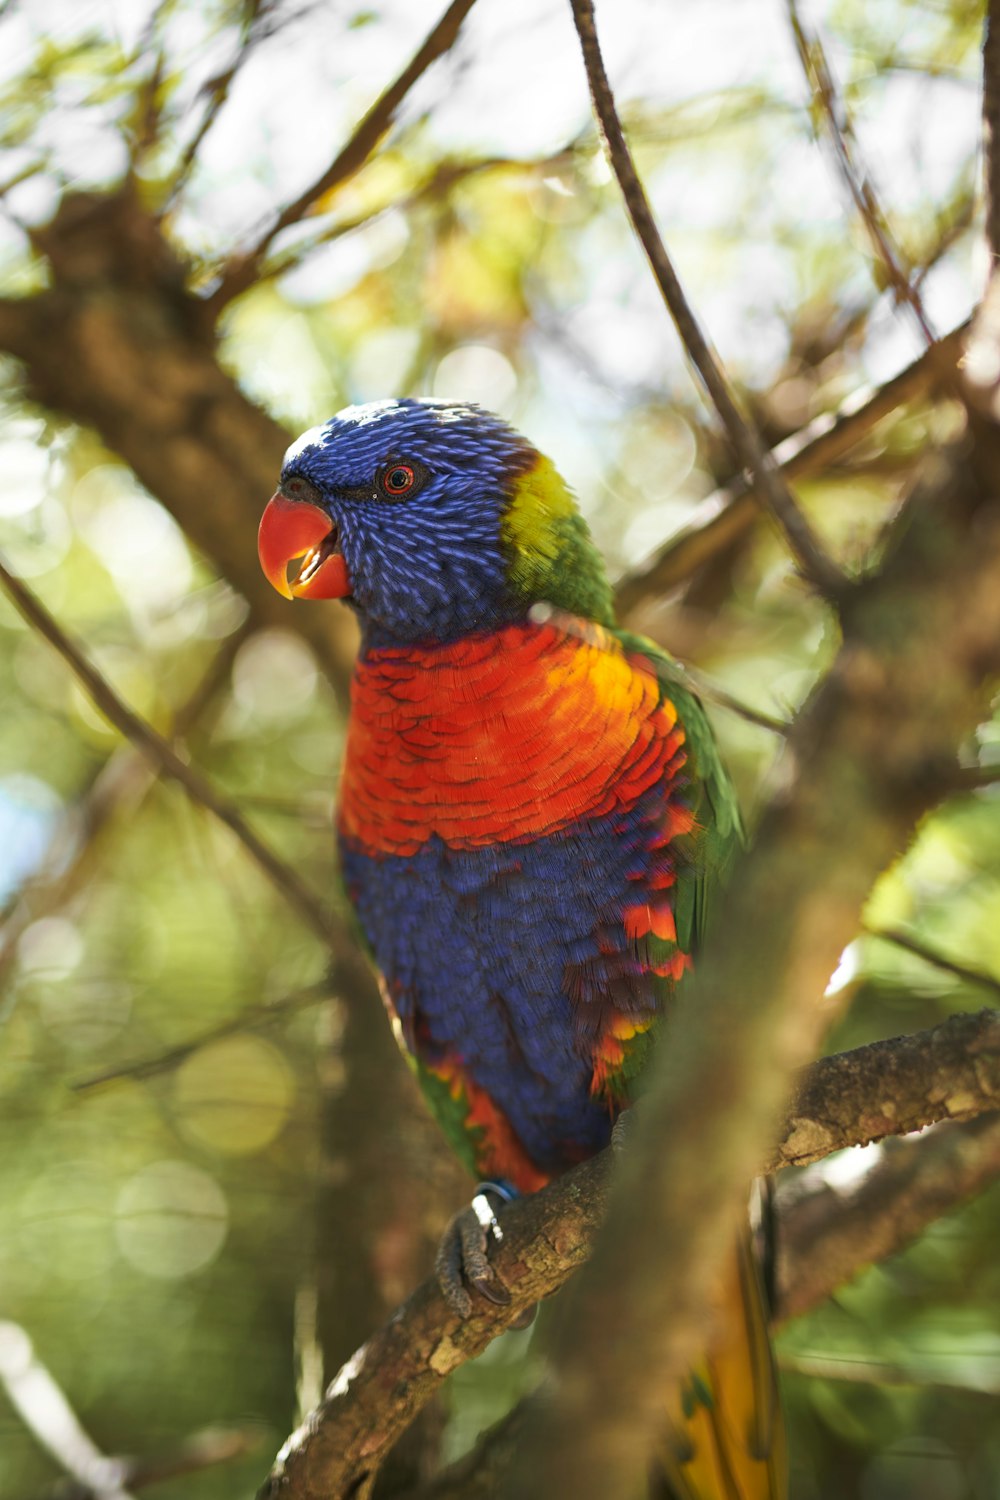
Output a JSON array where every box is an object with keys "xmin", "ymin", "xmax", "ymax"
[{"xmin": 436, "ymin": 1180, "xmax": 522, "ymax": 1319}]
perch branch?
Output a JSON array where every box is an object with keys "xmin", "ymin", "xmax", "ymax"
[
  {"xmin": 568, "ymin": 0, "xmax": 846, "ymax": 596},
  {"xmin": 258, "ymin": 1009, "xmax": 1000, "ymax": 1499},
  {"xmin": 389, "ymin": 1112, "xmax": 1000, "ymax": 1500}
]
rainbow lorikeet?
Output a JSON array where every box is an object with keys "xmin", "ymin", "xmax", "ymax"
[{"xmin": 258, "ymin": 398, "xmax": 785, "ymax": 1499}]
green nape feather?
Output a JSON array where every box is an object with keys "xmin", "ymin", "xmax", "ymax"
[{"xmin": 501, "ymin": 456, "xmax": 616, "ymax": 625}]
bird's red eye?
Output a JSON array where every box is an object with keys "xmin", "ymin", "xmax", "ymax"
[{"xmin": 382, "ymin": 465, "xmax": 415, "ymax": 496}]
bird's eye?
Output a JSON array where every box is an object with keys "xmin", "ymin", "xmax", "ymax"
[{"xmin": 381, "ymin": 464, "xmax": 416, "ymax": 497}]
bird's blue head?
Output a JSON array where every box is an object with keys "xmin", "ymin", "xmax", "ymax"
[{"xmin": 258, "ymin": 398, "xmax": 614, "ymax": 646}]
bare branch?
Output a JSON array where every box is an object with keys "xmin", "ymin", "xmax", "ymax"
[
  {"xmin": 777, "ymin": 1347, "xmax": 1000, "ymax": 1393},
  {"xmin": 787, "ymin": 0, "xmax": 937, "ymax": 346},
  {"xmin": 865, "ymin": 924, "xmax": 1000, "ymax": 1001},
  {"xmin": 209, "ymin": 0, "xmax": 481, "ymax": 310},
  {"xmin": 614, "ymin": 320, "xmax": 967, "ymax": 620},
  {"xmin": 257, "ymin": 1010, "xmax": 1000, "ymax": 1499},
  {"xmin": 779, "ymin": 1112, "xmax": 1000, "ymax": 1321},
  {"xmin": 776, "ymin": 1008, "xmax": 1000, "ymax": 1170},
  {"xmin": 167, "ymin": 0, "xmax": 274, "ymax": 203},
  {"xmin": 250, "ymin": 144, "xmax": 580, "ymax": 291},
  {"xmin": 673, "ymin": 665, "xmax": 790, "ymax": 736},
  {"xmin": 72, "ymin": 982, "xmax": 332, "ymax": 1093},
  {"xmin": 531, "ymin": 603, "xmax": 789, "ymax": 734},
  {"xmin": 25, "ymin": 1424, "xmax": 262, "ymax": 1500},
  {"xmin": 567, "ymin": 0, "xmax": 847, "ymax": 596},
  {"xmin": 0, "ymin": 622, "xmax": 250, "ymax": 999},
  {"xmin": 0, "ymin": 554, "xmax": 342, "ymax": 952}
]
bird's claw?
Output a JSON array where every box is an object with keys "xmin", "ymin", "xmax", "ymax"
[{"xmin": 435, "ymin": 1182, "xmax": 513, "ymax": 1318}]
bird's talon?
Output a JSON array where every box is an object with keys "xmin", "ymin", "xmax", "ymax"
[
  {"xmin": 436, "ymin": 1182, "xmax": 514, "ymax": 1316},
  {"xmin": 470, "ymin": 1272, "xmax": 511, "ymax": 1306}
]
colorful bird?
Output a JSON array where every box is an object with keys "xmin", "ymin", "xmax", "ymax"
[{"xmin": 258, "ymin": 398, "xmax": 785, "ymax": 1499}]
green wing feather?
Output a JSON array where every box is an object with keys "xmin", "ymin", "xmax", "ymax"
[{"xmin": 612, "ymin": 627, "xmax": 744, "ymax": 960}]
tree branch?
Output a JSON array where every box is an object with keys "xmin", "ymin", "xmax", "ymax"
[
  {"xmin": 70, "ymin": 982, "xmax": 333, "ymax": 1093},
  {"xmin": 208, "ymin": 0, "xmax": 481, "ymax": 310},
  {"xmin": 778, "ymin": 1111, "xmax": 1000, "ymax": 1321},
  {"xmin": 0, "ymin": 622, "xmax": 250, "ymax": 1000},
  {"xmin": 386, "ymin": 1111, "xmax": 1000, "ymax": 1500},
  {"xmin": 166, "ymin": 0, "xmax": 272, "ymax": 203},
  {"xmin": 568, "ymin": 0, "xmax": 847, "ymax": 596},
  {"xmin": 0, "ymin": 189, "xmax": 357, "ymax": 694},
  {"xmin": 787, "ymin": 0, "xmax": 937, "ymax": 346},
  {"xmin": 614, "ymin": 320, "xmax": 966, "ymax": 620},
  {"xmin": 0, "ymin": 554, "xmax": 343, "ymax": 954},
  {"xmin": 865, "ymin": 923, "xmax": 1000, "ymax": 1001},
  {"xmin": 257, "ymin": 1010, "xmax": 1000, "ymax": 1499},
  {"xmin": 776, "ymin": 1008, "xmax": 1000, "ymax": 1170}
]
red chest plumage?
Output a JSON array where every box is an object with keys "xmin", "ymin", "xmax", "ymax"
[{"xmin": 338, "ymin": 621, "xmax": 686, "ymax": 857}]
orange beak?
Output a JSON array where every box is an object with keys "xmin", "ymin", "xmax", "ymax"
[{"xmin": 258, "ymin": 492, "xmax": 351, "ymax": 600}]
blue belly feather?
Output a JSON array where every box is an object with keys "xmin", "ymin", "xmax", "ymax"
[{"xmin": 339, "ymin": 795, "xmax": 663, "ymax": 1177}]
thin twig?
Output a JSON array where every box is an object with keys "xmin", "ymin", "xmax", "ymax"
[
  {"xmin": 248, "ymin": 144, "xmax": 580, "ymax": 291},
  {"xmin": 787, "ymin": 0, "xmax": 937, "ymax": 348},
  {"xmin": 567, "ymin": 0, "xmax": 847, "ymax": 597},
  {"xmin": 985, "ymin": 1, "xmax": 1000, "ymax": 261},
  {"xmin": 865, "ymin": 923, "xmax": 1000, "ymax": 1001},
  {"xmin": 209, "ymin": 0, "xmax": 480, "ymax": 310},
  {"xmin": 0, "ymin": 554, "xmax": 340, "ymax": 950},
  {"xmin": 777, "ymin": 1350, "xmax": 1000, "ymax": 1394},
  {"xmin": 0, "ymin": 622, "xmax": 250, "ymax": 997},
  {"xmin": 27, "ymin": 1428, "xmax": 262, "ymax": 1500},
  {"xmin": 166, "ymin": 0, "xmax": 272, "ymax": 205},
  {"xmin": 614, "ymin": 319, "xmax": 968, "ymax": 618},
  {"xmin": 72, "ymin": 981, "xmax": 333, "ymax": 1093},
  {"xmin": 659, "ymin": 660, "xmax": 790, "ymax": 736}
]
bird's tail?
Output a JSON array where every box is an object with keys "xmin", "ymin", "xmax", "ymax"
[{"xmin": 653, "ymin": 1225, "xmax": 787, "ymax": 1500}]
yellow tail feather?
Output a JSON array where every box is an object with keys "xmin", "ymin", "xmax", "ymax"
[{"xmin": 655, "ymin": 1226, "xmax": 787, "ymax": 1500}]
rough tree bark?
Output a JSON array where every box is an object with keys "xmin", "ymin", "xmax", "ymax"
[{"xmin": 258, "ymin": 1010, "xmax": 1000, "ymax": 1499}]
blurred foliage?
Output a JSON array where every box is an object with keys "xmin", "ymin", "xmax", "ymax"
[{"xmin": 0, "ymin": 0, "xmax": 998, "ymax": 1496}]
